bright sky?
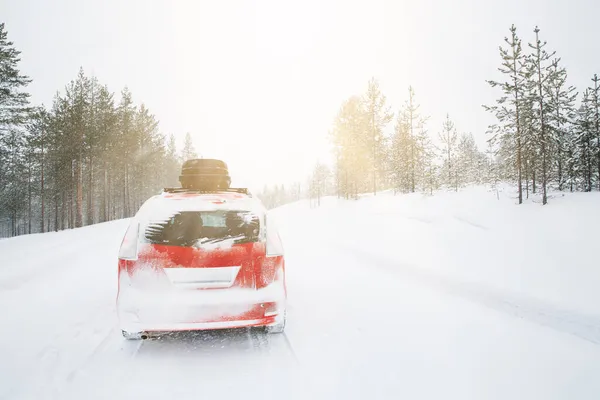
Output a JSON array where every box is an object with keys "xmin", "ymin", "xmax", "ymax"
[{"xmin": 4, "ymin": 0, "xmax": 600, "ymax": 191}]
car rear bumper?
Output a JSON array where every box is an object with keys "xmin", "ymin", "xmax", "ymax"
[
  {"xmin": 117, "ymin": 280, "xmax": 286, "ymax": 333},
  {"xmin": 121, "ymin": 316, "xmax": 280, "ymax": 333}
]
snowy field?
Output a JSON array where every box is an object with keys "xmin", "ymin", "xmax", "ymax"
[{"xmin": 1, "ymin": 185, "xmax": 600, "ymax": 400}]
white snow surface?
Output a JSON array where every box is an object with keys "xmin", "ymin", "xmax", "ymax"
[{"xmin": 1, "ymin": 185, "xmax": 600, "ymax": 400}]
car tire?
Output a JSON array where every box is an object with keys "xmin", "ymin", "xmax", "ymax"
[
  {"xmin": 265, "ymin": 310, "xmax": 286, "ymax": 334},
  {"xmin": 122, "ymin": 330, "xmax": 144, "ymax": 340}
]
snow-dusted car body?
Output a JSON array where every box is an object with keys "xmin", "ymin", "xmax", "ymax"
[{"xmin": 116, "ymin": 189, "xmax": 286, "ymax": 339}]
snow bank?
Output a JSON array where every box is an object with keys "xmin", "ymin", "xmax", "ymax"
[{"xmin": 273, "ymin": 184, "xmax": 600, "ymax": 320}]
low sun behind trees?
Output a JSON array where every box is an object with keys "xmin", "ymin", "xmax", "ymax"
[
  {"xmin": 316, "ymin": 24, "xmax": 600, "ymax": 206},
  {"xmin": 329, "ymin": 79, "xmax": 486, "ymax": 200},
  {"xmin": 19, "ymin": 69, "xmax": 182, "ymax": 235}
]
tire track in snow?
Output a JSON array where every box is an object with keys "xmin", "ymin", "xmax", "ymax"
[
  {"xmin": 453, "ymin": 215, "xmax": 488, "ymax": 230},
  {"xmin": 58, "ymin": 335, "xmax": 144, "ymax": 400},
  {"xmin": 338, "ymin": 243, "xmax": 600, "ymax": 346},
  {"xmin": 247, "ymin": 328, "xmax": 299, "ymax": 365},
  {"xmin": 282, "ymin": 332, "xmax": 299, "ymax": 365},
  {"xmin": 1, "ymin": 309, "xmax": 120, "ymax": 400},
  {"xmin": 248, "ymin": 328, "xmax": 267, "ymax": 352},
  {"xmin": 65, "ymin": 325, "xmax": 120, "ymax": 383}
]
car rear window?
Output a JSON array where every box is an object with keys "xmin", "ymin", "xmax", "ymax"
[{"xmin": 142, "ymin": 210, "xmax": 260, "ymax": 247}]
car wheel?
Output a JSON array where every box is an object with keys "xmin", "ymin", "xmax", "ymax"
[
  {"xmin": 121, "ymin": 330, "xmax": 145, "ymax": 340},
  {"xmin": 265, "ymin": 310, "xmax": 286, "ymax": 334}
]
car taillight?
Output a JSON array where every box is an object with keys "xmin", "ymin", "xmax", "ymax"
[{"xmin": 118, "ymin": 221, "xmax": 139, "ymax": 260}]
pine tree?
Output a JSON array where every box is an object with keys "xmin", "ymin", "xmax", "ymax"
[
  {"xmin": 417, "ymin": 122, "xmax": 438, "ymax": 195},
  {"xmin": 0, "ymin": 23, "xmax": 31, "ymax": 129},
  {"xmin": 456, "ymin": 133, "xmax": 481, "ymax": 188},
  {"xmin": 309, "ymin": 162, "xmax": 330, "ymax": 206},
  {"xmin": 519, "ymin": 91, "xmax": 538, "ymax": 198},
  {"xmin": 70, "ymin": 68, "xmax": 90, "ymax": 227},
  {"xmin": 85, "ymin": 75, "xmax": 100, "ymax": 225},
  {"xmin": 485, "ymin": 25, "xmax": 526, "ymax": 204},
  {"xmin": 95, "ymin": 84, "xmax": 117, "ymax": 223},
  {"xmin": 330, "ymin": 96, "xmax": 369, "ymax": 199},
  {"xmin": 133, "ymin": 104, "xmax": 163, "ymax": 204},
  {"xmin": 0, "ymin": 128, "xmax": 27, "ymax": 235},
  {"xmin": 181, "ymin": 132, "xmax": 198, "ymax": 161},
  {"xmin": 1, "ymin": 62, "xmax": 177, "ymax": 237},
  {"xmin": 117, "ymin": 88, "xmax": 136, "ymax": 217},
  {"xmin": 589, "ymin": 74, "xmax": 600, "ymax": 190},
  {"xmin": 414, "ymin": 120, "xmax": 436, "ymax": 192},
  {"xmin": 439, "ymin": 114, "xmax": 458, "ymax": 190},
  {"xmin": 390, "ymin": 111, "xmax": 412, "ymax": 192},
  {"xmin": 165, "ymin": 134, "xmax": 181, "ymax": 187},
  {"xmin": 575, "ymin": 89, "xmax": 595, "ymax": 191},
  {"xmin": 0, "ymin": 23, "xmax": 32, "ymax": 234},
  {"xmin": 363, "ymin": 77, "xmax": 393, "ymax": 194},
  {"xmin": 526, "ymin": 26, "xmax": 555, "ymax": 205},
  {"xmin": 389, "ymin": 87, "xmax": 428, "ymax": 193},
  {"xmin": 485, "ymin": 141, "xmax": 500, "ymax": 195},
  {"xmin": 546, "ymin": 59, "xmax": 577, "ymax": 190},
  {"xmin": 25, "ymin": 108, "xmax": 49, "ymax": 232},
  {"xmin": 404, "ymin": 87, "xmax": 425, "ymax": 192}
]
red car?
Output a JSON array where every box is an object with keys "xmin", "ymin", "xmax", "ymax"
[{"xmin": 116, "ymin": 187, "xmax": 286, "ymax": 340}]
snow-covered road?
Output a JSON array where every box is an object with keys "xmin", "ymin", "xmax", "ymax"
[{"xmin": 1, "ymin": 187, "xmax": 600, "ymax": 400}]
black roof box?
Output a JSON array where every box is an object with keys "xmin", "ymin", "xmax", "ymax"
[{"xmin": 179, "ymin": 159, "xmax": 231, "ymax": 190}]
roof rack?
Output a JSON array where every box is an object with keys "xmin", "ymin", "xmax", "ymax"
[{"xmin": 162, "ymin": 187, "xmax": 251, "ymax": 196}]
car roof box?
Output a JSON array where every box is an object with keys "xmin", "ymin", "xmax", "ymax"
[{"xmin": 179, "ymin": 158, "xmax": 232, "ymax": 190}]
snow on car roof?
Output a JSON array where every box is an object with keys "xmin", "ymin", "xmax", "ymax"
[{"xmin": 133, "ymin": 190, "xmax": 266, "ymax": 222}]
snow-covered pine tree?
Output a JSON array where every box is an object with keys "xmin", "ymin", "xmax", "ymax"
[
  {"xmin": 417, "ymin": 121, "xmax": 438, "ymax": 195},
  {"xmin": 525, "ymin": 26, "xmax": 556, "ymax": 205},
  {"xmin": 485, "ymin": 24, "xmax": 526, "ymax": 204},
  {"xmin": 563, "ymin": 119, "xmax": 578, "ymax": 192},
  {"xmin": 589, "ymin": 74, "xmax": 600, "ymax": 190},
  {"xmin": 390, "ymin": 111, "xmax": 412, "ymax": 193},
  {"xmin": 330, "ymin": 96, "xmax": 369, "ymax": 199},
  {"xmin": 390, "ymin": 87, "xmax": 428, "ymax": 193},
  {"xmin": 485, "ymin": 141, "xmax": 500, "ymax": 194},
  {"xmin": 134, "ymin": 104, "xmax": 162, "ymax": 206},
  {"xmin": 545, "ymin": 59, "xmax": 577, "ymax": 191},
  {"xmin": 405, "ymin": 87, "xmax": 423, "ymax": 192},
  {"xmin": 519, "ymin": 90, "xmax": 538, "ymax": 198},
  {"xmin": 0, "ymin": 23, "xmax": 31, "ymax": 129},
  {"xmin": 0, "ymin": 23, "xmax": 32, "ymax": 235},
  {"xmin": 309, "ymin": 162, "xmax": 331, "ymax": 206},
  {"xmin": 165, "ymin": 134, "xmax": 181, "ymax": 187},
  {"xmin": 438, "ymin": 114, "xmax": 458, "ymax": 190},
  {"xmin": 363, "ymin": 77, "xmax": 393, "ymax": 195},
  {"xmin": 0, "ymin": 128, "xmax": 28, "ymax": 235},
  {"xmin": 412, "ymin": 105, "xmax": 432, "ymax": 192},
  {"xmin": 574, "ymin": 89, "xmax": 595, "ymax": 191},
  {"xmin": 456, "ymin": 133, "xmax": 480, "ymax": 188},
  {"xmin": 181, "ymin": 132, "xmax": 198, "ymax": 162}
]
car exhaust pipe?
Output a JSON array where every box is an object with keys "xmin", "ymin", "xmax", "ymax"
[{"xmin": 141, "ymin": 334, "xmax": 149, "ymax": 340}]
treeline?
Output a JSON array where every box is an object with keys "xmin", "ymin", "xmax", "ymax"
[
  {"xmin": 256, "ymin": 183, "xmax": 303, "ymax": 209},
  {"xmin": 327, "ymin": 78, "xmax": 487, "ymax": 200},
  {"xmin": 0, "ymin": 23, "xmax": 196, "ymax": 237},
  {"xmin": 485, "ymin": 25, "xmax": 600, "ymax": 204},
  {"xmin": 317, "ymin": 24, "xmax": 600, "ymax": 205}
]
